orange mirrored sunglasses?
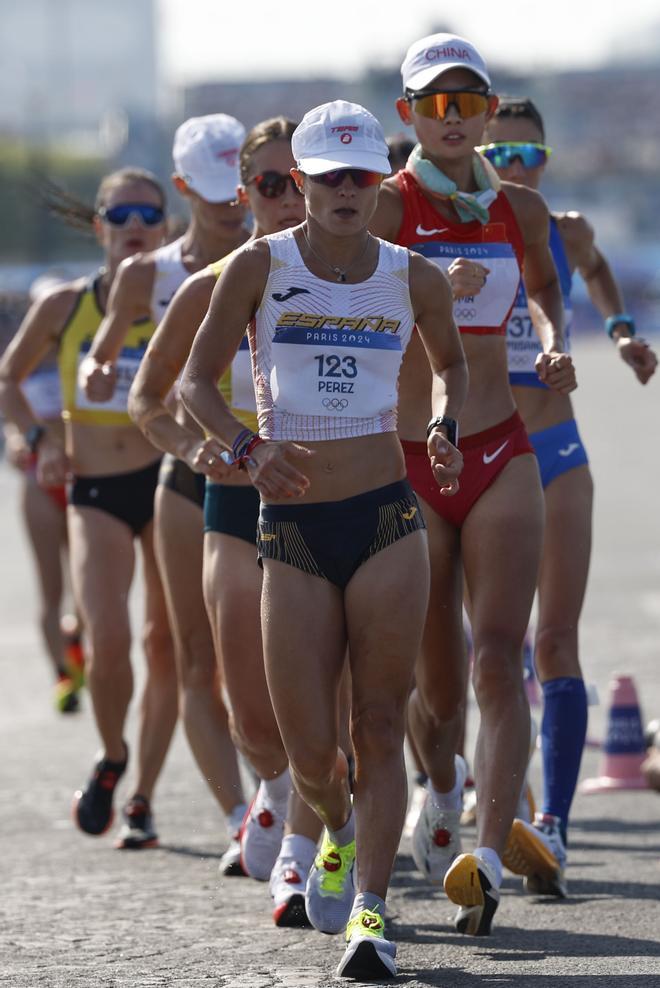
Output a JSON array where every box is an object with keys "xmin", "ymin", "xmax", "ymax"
[{"xmin": 407, "ymin": 90, "xmax": 491, "ymax": 121}]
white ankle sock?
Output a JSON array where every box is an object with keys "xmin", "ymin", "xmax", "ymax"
[
  {"xmin": 474, "ymin": 846, "xmax": 502, "ymax": 888},
  {"xmin": 278, "ymin": 832, "xmax": 317, "ymax": 865},
  {"xmin": 227, "ymin": 803, "xmax": 247, "ymax": 833},
  {"xmin": 430, "ymin": 754, "xmax": 467, "ymax": 811},
  {"xmin": 262, "ymin": 766, "xmax": 291, "ymax": 807},
  {"xmin": 329, "ymin": 811, "xmax": 355, "ymax": 847}
]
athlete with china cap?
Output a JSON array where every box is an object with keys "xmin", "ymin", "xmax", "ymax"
[
  {"xmin": 370, "ymin": 34, "xmax": 576, "ymax": 935},
  {"xmin": 181, "ymin": 99, "xmax": 467, "ymax": 980},
  {"xmin": 80, "ymin": 114, "xmax": 251, "ymax": 852}
]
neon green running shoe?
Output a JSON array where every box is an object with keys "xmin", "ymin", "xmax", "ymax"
[
  {"xmin": 305, "ymin": 829, "xmax": 355, "ymax": 934},
  {"xmin": 337, "ymin": 908, "xmax": 397, "ymax": 980},
  {"xmin": 54, "ymin": 675, "xmax": 79, "ymax": 714}
]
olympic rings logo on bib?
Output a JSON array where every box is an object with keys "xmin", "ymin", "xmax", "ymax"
[
  {"xmin": 455, "ymin": 307, "xmax": 477, "ymax": 320},
  {"xmin": 322, "ymin": 397, "xmax": 349, "ymax": 411}
]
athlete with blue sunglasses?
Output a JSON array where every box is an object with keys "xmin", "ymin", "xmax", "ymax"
[
  {"xmin": 482, "ymin": 96, "xmax": 657, "ymax": 898},
  {"xmin": 0, "ymin": 167, "xmax": 181, "ymax": 850}
]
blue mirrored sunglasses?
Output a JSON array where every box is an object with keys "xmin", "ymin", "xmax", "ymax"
[
  {"xmin": 98, "ymin": 203, "xmax": 165, "ymax": 226},
  {"xmin": 477, "ymin": 142, "xmax": 552, "ymax": 169}
]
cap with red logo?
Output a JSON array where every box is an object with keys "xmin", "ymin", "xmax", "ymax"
[
  {"xmin": 292, "ymin": 101, "xmax": 391, "ymax": 176},
  {"xmin": 401, "ymin": 33, "xmax": 491, "ymax": 92},
  {"xmin": 173, "ymin": 114, "xmax": 246, "ymax": 203}
]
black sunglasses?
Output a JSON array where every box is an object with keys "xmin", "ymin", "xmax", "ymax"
[
  {"xmin": 248, "ymin": 171, "xmax": 302, "ymax": 199},
  {"xmin": 308, "ymin": 169, "xmax": 383, "ymax": 189}
]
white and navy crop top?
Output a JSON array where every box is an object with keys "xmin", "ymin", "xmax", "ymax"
[
  {"xmin": 150, "ymin": 237, "xmax": 188, "ymax": 327},
  {"xmin": 250, "ymin": 229, "xmax": 415, "ymax": 442}
]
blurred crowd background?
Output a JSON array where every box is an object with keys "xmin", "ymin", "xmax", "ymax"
[{"xmin": 2, "ymin": 0, "xmax": 660, "ymax": 347}]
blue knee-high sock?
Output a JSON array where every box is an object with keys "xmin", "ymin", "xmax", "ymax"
[{"xmin": 541, "ymin": 676, "xmax": 587, "ymax": 843}]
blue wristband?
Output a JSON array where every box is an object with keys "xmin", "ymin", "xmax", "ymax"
[{"xmin": 605, "ymin": 314, "xmax": 635, "ymax": 340}]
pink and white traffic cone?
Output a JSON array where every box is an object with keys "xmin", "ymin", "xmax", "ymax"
[{"xmin": 580, "ymin": 675, "xmax": 649, "ymax": 793}]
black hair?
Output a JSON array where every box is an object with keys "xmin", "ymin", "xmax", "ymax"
[
  {"xmin": 387, "ymin": 135, "xmax": 416, "ymax": 172},
  {"xmin": 239, "ymin": 117, "xmax": 298, "ymax": 184},
  {"xmin": 492, "ymin": 97, "xmax": 545, "ymax": 141}
]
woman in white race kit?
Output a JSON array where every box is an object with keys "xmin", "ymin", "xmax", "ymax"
[
  {"xmin": 480, "ymin": 97, "xmax": 657, "ymax": 896},
  {"xmin": 128, "ymin": 117, "xmax": 326, "ymax": 919},
  {"xmin": 81, "ymin": 116, "xmax": 251, "ymax": 851},
  {"xmin": 181, "ymin": 101, "xmax": 467, "ymax": 981}
]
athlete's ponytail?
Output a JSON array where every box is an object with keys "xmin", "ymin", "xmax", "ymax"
[{"xmin": 37, "ymin": 167, "xmax": 165, "ymax": 233}]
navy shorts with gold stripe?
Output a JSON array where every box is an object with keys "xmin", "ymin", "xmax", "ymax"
[{"xmin": 257, "ymin": 479, "xmax": 425, "ymax": 589}]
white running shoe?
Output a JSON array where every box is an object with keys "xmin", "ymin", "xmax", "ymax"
[
  {"xmin": 239, "ymin": 784, "xmax": 286, "ymax": 881},
  {"xmin": 270, "ymin": 856, "xmax": 312, "ymax": 928},
  {"xmin": 515, "ymin": 782, "xmax": 536, "ymax": 825},
  {"xmin": 219, "ymin": 804, "xmax": 248, "ymax": 876},
  {"xmin": 444, "ymin": 852, "xmax": 501, "ymax": 936},
  {"xmin": 219, "ymin": 836, "xmax": 244, "ymax": 876},
  {"xmin": 305, "ymin": 830, "xmax": 356, "ymax": 935},
  {"xmin": 403, "ymin": 781, "xmax": 427, "ymax": 838},
  {"xmin": 336, "ymin": 908, "xmax": 396, "ymax": 980},
  {"xmin": 460, "ymin": 782, "xmax": 477, "ymax": 827},
  {"xmin": 503, "ymin": 813, "xmax": 567, "ymax": 897},
  {"xmin": 411, "ymin": 755, "xmax": 466, "ymax": 884}
]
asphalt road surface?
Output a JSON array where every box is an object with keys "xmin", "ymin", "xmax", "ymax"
[{"xmin": 1, "ymin": 337, "xmax": 659, "ymax": 987}]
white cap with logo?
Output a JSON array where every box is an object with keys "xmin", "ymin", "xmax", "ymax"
[
  {"xmin": 173, "ymin": 114, "xmax": 246, "ymax": 203},
  {"xmin": 401, "ymin": 33, "xmax": 491, "ymax": 93},
  {"xmin": 292, "ymin": 101, "xmax": 391, "ymax": 176}
]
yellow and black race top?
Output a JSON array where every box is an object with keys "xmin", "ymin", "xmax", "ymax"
[
  {"xmin": 58, "ymin": 272, "xmax": 156, "ymax": 426},
  {"xmin": 208, "ymin": 255, "xmax": 258, "ymax": 432}
]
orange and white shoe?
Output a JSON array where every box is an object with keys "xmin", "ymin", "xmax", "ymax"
[
  {"xmin": 503, "ymin": 813, "xmax": 567, "ymax": 897},
  {"xmin": 444, "ymin": 852, "xmax": 501, "ymax": 936}
]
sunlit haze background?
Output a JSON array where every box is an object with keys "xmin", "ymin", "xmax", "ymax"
[{"xmin": 1, "ymin": 0, "xmax": 659, "ymax": 336}]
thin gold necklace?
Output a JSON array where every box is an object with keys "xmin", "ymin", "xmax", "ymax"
[{"xmin": 301, "ymin": 226, "xmax": 371, "ymax": 283}]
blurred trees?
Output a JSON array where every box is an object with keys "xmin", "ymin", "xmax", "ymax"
[{"xmin": 0, "ymin": 140, "xmax": 104, "ymax": 262}]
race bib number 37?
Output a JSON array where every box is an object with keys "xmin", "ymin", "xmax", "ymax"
[{"xmin": 271, "ymin": 325, "xmax": 403, "ymax": 417}]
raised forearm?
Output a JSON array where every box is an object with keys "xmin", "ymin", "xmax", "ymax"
[
  {"xmin": 584, "ymin": 257, "xmax": 625, "ymax": 323},
  {"xmin": 528, "ymin": 275, "xmax": 565, "ymax": 353},
  {"xmin": 129, "ymin": 394, "xmax": 201, "ymax": 462},
  {"xmin": 0, "ymin": 377, "xmax": 45, "ymax": 434},
  {"xmin": 430, "ymin": 358, "xmax": 469, "ymax": 423},
  {"xmin": 179, "ymin": 373, "xmax": 249, "ymax": 452}
]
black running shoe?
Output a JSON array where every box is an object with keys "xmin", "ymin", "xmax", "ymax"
[
  {"xmin": 115, "ymin": 794, "xmax": 159, "ymax": 849},
  {"xmin": 73, "ymin": 748, "xmax": 127, "ymax": 836}
]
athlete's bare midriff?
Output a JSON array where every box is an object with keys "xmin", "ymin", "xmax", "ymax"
[
  {"xmin": 512, "ymin": 386, "xmax": 574, "ymax": 434},
  {"xmin": 398, "ymin": 331, "xmax": 516, "ymax": 440},
  {"xmin": 263, "ymin": 431, "xmax": 406, "ymax": 505},
  {"xmin": 68, "ymin": 421, "xmax": 161, "ymax": 477}
]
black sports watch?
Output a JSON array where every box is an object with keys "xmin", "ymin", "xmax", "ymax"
[
  {"xmin": 24, "ymin": 424, "xmax": 46, "ymax": 454},
  {"xmin": 427, "ymin": 415, "xmax": 458, "ymax": 447}
]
